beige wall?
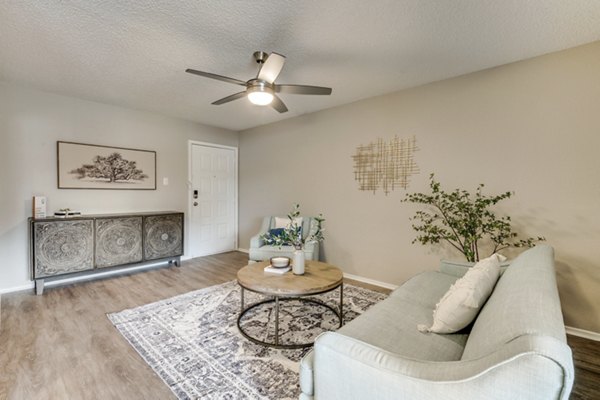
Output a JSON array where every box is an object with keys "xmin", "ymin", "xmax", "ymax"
[
  {"xmin": 0, "ymin": 83, "xmax": 238, "ymax": 291},
  {"xmin": 239, "ymin": 41, "xmax": 600, "ymax": 333}
]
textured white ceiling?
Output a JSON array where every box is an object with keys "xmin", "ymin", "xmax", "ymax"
[{"xmin": 2, "ymin": 1, "xmax": 600, "ymax": 131}]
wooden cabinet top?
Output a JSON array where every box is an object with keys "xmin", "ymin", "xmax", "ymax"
[{"xmin": 29, "ymin": 211, "xmax": 183, "ymax": 223}]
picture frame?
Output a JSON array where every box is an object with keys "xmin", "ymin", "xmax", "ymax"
[{"xmin": 57, "ymin": 141, "xmax": 157, "ymax": 190}]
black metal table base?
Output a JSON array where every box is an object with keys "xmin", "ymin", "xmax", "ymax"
[{"xmin": 237, "ymin": 285, "xmax": 343, "ymax": 349}]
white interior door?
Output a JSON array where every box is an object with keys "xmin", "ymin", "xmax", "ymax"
[{"xmin": 189, "ymin": 143, "xmax": 237, "ymax": 257}]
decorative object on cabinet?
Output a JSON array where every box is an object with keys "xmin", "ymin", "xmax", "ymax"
[
  {"xmin": 32, "ymin": 196, "xmax": 47, "ymax": 218},
  {"xmin": 30, "ymin": 211, "xmax": 183, "ymax": 295},
  {"xmin": 352, "ymin": 135, "xmax": 419, "ymax": 195},
  {"xmin": 54, "ymin": 208, "xmax": 81, "ymax": 217},
  {"xmin": 57, "ymin": 141, "xmax": 156, "ymax": 190}
]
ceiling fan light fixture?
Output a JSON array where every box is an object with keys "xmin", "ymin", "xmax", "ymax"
[
  {"xmin": 247, "ymin": 83, "xmax": 274, "ymax": 106},
  {"xmin": 185, "ymin": 51, "xmax": 332, "ymax": 113}
]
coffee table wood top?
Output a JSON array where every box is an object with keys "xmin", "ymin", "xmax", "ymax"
[{"xmin": 237, "ymin": 260, "xmax": 343, "ymax": 296}]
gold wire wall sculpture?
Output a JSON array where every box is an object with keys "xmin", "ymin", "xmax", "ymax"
[{"xmin": 352, "ymin": 135, "xmax": 419, "ymax": 195}]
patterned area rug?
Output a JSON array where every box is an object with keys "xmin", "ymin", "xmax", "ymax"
[{"xmin": 108, "ymin": 280, "xmax": 386, "ymax": 400}]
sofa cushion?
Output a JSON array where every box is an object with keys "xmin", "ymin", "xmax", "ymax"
[
  {"xmin": 461, "ymin": 245, "xmax": 567, "ymax": 360},
  {"xmin": 389, "ymin": 271, "xmax": 459, "ymax": 309},
  {"xmin": 274, "ymin": 216, "xmax": 303, "ymax": 229},
  {"xmin": 421, "ymin": 254, "xmax": 505, "ymax": 334},
  {"xmin": 339, "ymin": 272, "xmax": 468, "ymax": 361}
]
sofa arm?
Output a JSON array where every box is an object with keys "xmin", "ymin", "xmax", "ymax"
[{"xmin": 309, "ymin": 333, "xmax": 573, "ymax": 400}]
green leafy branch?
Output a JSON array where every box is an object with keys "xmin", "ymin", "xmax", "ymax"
[{"xmin": 403, "ymin": 174, "xmax": 544, "ymax": 262}]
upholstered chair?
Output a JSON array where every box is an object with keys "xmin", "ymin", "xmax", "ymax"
[{"xmin": 248, "ymin": 216, "xmax": 320, "ymax": 262}]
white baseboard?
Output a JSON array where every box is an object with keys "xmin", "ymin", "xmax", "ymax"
[
  {"xmin": 237, "ymin": 248, "xmax": 249, "ymax": 254},
  {"xmin": 565, "ymin": 326, "xmax": 600, "ymax": 341},
  {"xmin": 0, "ymin": 282, "xmax": 35, "ymax": 294},
  {"xmin": 343, "ymin": 272, "xmax": 398, "ymax": 291}
]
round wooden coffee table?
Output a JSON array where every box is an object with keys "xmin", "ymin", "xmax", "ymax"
[{"xmin": 236, "ymin": 260, "xmax": 344, "ymax": 349}]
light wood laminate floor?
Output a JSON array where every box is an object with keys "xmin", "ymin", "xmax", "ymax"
[{"xmin": 0, "ymin": 251, "xmax": 598, "ymax": 399}]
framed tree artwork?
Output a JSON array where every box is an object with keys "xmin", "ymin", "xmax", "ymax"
[{"xmin": 57, "ymin": 141, "xmax": 157, "ymax": 190}]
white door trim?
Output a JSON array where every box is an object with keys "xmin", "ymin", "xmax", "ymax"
[{"xmin": 187, "ymin": 140, "xmax": 238, "ymax": 258}]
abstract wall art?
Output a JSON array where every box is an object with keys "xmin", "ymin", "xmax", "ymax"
[{"xmin": 351, "ymin": 135, "xmax": 419, "ymax": 195}]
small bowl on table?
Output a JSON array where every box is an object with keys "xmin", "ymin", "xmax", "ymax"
[{"xmin": 270, "ymin": 256, "xmax": 291, "ymax": 268}]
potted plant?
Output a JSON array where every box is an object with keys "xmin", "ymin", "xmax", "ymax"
[
  {"xmin": 261, "ymin": 204, "xmax": 325, "ymax": 274},
  {"xmin": 403, "ymin": 174, "xmax": 544, "ymax": 262}
]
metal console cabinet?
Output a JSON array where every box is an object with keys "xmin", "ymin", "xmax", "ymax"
[{"xmin": 30, "ymin": 211, "xmax": 184, "ymax": 295}]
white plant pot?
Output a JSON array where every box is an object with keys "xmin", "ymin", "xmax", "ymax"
[{"xmin": 293, "ymin": 249, "xmax": 305, "ymax": 275}]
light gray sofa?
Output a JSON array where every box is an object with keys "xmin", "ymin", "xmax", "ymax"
[
  {"xmin": 249, "ymin": 216, "xmax": 320, "ymax": 262},
  {"xmin": 299, "ymin": 245, "xmax": 574, "ymax": 400}
]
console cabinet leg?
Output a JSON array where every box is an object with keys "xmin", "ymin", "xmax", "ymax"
[
  {"xmin": 175, "ymin": 257, "xmax": 181, "ymax": 267},
  {"xmin": 35, "ymin": 279, "xmax": 45, "ymax": 296}
]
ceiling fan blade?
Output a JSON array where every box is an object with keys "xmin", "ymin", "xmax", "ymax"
[
  {"xmin": 275, "ymin": 84, "xmax": 332, "ymax": 95},
  {"xmin": 270, "ymin": 95, "xmax": 288, "ymax": 113},
  {"xmin": 257, "ymin": 53, "xmax": 286, "ymax": 84},
  {"xmin": 185, "ymin": 69, "xmax": 247, "ymax": 86},
  {"xmin": 211, "ymin": 91, "xmax": 247, "ymax": 105}
]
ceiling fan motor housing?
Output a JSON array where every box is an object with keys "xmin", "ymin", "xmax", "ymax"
[
  {"xmin": 247, "ymin": 79, "xmax": 273, "ymax": 91},
  {"xmin": 253, "ymin": 51, "xmax": 269, "ymax": 64}
]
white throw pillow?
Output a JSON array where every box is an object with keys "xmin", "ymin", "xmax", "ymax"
[
  {"xmin": 418, "ymin": 253, "xmax": 506, "ymax": 334},
  {"xmin": 274, "ymin": 216, "xmax": 303, "ymax": 229}
]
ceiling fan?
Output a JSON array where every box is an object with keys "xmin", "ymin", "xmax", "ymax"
[{"xmin": 185, "ymin": 51, "xmax": 332, "ymax": 113}]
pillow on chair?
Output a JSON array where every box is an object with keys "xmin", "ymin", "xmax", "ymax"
[
  {"xmin": 264, "ymin": 228, "xmax": 287, "ymax": 245},
  {"xmin": 273, "ymin": 217, "xmax": 304, "ymax": 240},
  {"xmin": 274, "ymin": 216, "xmax": 303, "ymax": 229}
]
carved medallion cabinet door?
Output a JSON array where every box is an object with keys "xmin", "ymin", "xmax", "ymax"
[
  {"xmin": 33, "ymin": 219, "xmax": 94, "ymax": 278},
  {"xmin": 143, "ymin": 214, "xmax": 183, "ymax": 261},
  {"xmin": 95, "ymin": 217, "xmax": 143, "ymax": 268}
]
